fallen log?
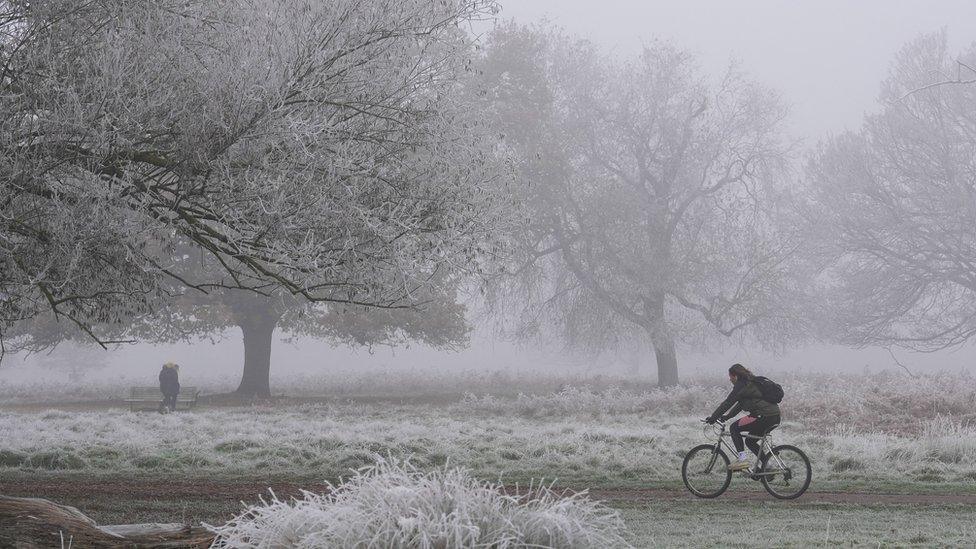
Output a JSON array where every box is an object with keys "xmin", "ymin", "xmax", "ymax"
[{"xmin": 0, "ymin": 495, "xmax": 215, "ymax": 548}]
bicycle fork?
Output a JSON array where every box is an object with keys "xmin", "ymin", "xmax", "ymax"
[{"xmin": 704, "ymin": 443, "xmax": 723, "ymax": 473}]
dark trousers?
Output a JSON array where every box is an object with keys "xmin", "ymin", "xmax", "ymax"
[
  {"xmin": 730, "ymin": 415, "xmax": 780, "ymax": 455},
  {"xmin": 159, "ymin": 392, "xmax": 178, "ymax": 412}
]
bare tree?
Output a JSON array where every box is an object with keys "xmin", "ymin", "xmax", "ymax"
[
  {"xmin": 477, "ymin": 25, "xmax": 796, "ymax": 385},
  {"xmin": 805, "ymin": 32, "xmax": 976, "ymax": 351},
  {"xmin": 0, "ymin": 0, "xmax": 504, "ymax": 351}
]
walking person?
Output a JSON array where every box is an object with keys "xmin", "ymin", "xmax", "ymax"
[
  {"xmin": 158, "ymin": 362, "xmax": 180, "ymax": 413},
  {"xmin": 704, "ymin": 363, "xmax": 781, "ymax": 471}
]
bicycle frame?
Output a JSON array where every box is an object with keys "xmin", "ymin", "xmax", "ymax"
[{"xmin": 704, "ymin": 422, "xmax": 791, "ymax": 478}]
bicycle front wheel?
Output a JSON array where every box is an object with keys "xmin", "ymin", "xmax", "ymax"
[
  {"xmin": 682, "ymin": 444, "xmax": 732, "ymax": 498},
  {"xmin": 760, "ymin": 444, "xmax": 812, "ymax": 499}
]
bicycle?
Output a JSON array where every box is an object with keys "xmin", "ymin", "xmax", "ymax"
[{"xmin": 681, "ymin": 419, "xmax": 811, "ymax": 499}]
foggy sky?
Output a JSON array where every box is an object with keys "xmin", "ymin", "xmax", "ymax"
[{"xmin": 495, "ymin": 0, "xmax": 976, "ymax": 142}]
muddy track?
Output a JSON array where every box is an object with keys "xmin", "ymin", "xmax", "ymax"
[
  {"xmin": 584, "ymin": 487, "xmax": 976, "ymax": 505},
  {"xmin": 1, "ymin": 478, "xmax": 975, "ymax": 506}
]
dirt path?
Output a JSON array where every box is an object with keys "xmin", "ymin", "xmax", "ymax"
[
  {"xmin": 2, "ymin": 478, "xmax": 975, "ymax": 506},
  {"xmin": 585, "ymin": 487, "xmax": 976, "ymax": 505}
]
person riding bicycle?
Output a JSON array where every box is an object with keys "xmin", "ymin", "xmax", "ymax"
[{"xmin": 704, "ymin": 363, "xmax": 780, "ymax": 472}]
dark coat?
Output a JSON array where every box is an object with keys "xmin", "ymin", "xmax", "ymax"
[
  {"xmin": 709, "ymin": 377, "xmax": 780, "ymax": 420},
  {"xmin": 159, "ymin": 367, "xmax": 180, "ymax": 396}
]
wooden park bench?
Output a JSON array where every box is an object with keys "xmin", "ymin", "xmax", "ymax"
[{"xmin": 125, "ymin": 386, "xmax": 201, "ymax": 412}]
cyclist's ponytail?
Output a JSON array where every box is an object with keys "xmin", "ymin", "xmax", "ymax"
[{"xmin": 728, "ymin": 363, "xmax": 754, "ymax": 380}]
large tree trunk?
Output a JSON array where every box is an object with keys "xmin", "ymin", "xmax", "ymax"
[
  {"xmin": 645, "ymin": 296, "xmax": 679, "ymax": 387},
  {"xmin": 235, "ymin": 315, "xmax": 277, "ymax": 398},
  {"xmin": 652, "ymin": 336, "xmax": 679, "ymax": 387}
]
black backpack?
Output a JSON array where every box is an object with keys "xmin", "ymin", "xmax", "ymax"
[{"xmin": 753, "ymin": 376, "xmax": 784, "ymax": 404}]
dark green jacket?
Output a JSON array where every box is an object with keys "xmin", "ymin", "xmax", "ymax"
[{"xmin": 709, "ymin": 378, "xmax": 780, "ymax": 420}]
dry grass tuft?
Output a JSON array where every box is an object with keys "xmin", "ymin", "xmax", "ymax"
[{"xmin": 207, "ymin": 459, "xmax": 630, "ymax": 549}]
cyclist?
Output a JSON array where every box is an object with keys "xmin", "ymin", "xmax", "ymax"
[{"xmin": 704, "ymin": 363, "xmax": 780, "ymax": 471}]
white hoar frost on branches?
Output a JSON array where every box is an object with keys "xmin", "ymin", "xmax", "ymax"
[
  {"xmin": 806, "ymin": 31, "xmax": 976, "ymax": 351},
  {"xmin": 0, "ymin": 0, "xmax": 506, "ymax": 350},
  {"xmin": 477, "ymin": 25, "xmax": 796, "ymax": 386}
]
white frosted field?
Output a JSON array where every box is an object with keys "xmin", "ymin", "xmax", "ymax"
[{"xmin": 3, "ymin": 372, "xmax": 975, "ymax": 488}]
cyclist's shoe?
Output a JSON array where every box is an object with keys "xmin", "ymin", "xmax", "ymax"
[{"xmin": 728, "ymin": 458, "xmax": 751, "ymax": 472}]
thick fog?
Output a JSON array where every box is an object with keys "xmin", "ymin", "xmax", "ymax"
[
  {"xmin": 7, "ymin": 3, "xmax": 976, "ymax": 543},
  {"xmin": 497, "ymin": 0, "xmax": 976, "ymax": 139},
  {"xmin": 5, "ymin": 0, "xmax": 976, "ymax": 392}
]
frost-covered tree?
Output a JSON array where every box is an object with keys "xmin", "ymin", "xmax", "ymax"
[
  {"xmin": 140, "ymin": 287, "xmax": 469, "ymax": 398},
  {"xmin": 478, "ymin": 25, "xmax": 796, "ymax": 385},
  {"xmin": 17, "ymin": 240, "xmax": 471, "ymax": 396},
  {"xmin": 805, "ymin": 32, "xmax": 976, "ymax": 351},
  {"xmin": 136, "ymin": 247, "xmax": 469, "ymax": 397},
  {"xmin": 0, "ymin": 0, "xmax": 503, "ymax": 351}
]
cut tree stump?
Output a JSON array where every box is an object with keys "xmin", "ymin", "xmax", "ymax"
[{"xmin": 0, "ymin": 495, "xmax": 215, "ymax": 548}]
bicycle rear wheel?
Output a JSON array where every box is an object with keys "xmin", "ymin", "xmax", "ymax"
[
  {"xmin": 760, "ymin": 444, "xmax": 811, "ymax": 499},
  {"xmin": 682, "ymin": 444, "xmax": 732, "ymax": 498}
]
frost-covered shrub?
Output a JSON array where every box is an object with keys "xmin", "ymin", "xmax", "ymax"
[
  {"xmin": 781, "ymin": 371, "xmax": 976, "ymax": 434},
  {"xmin": 456, "ymin": 371, "xmax": 976, "ymax": 435},
  {"xmin": 458, "ymin": 385, "xmax": 723, "ymax": 418},
  {"xmin": 25, "ymin": 448, "xmax": 85, "ymax": 470},
  {"xmin": 887, "ymin": 416, "xmax": 976, "ymax": 465},
  {"xmin": 207, "ymin": 460, "xmax": 630, "ymax": 549}
]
